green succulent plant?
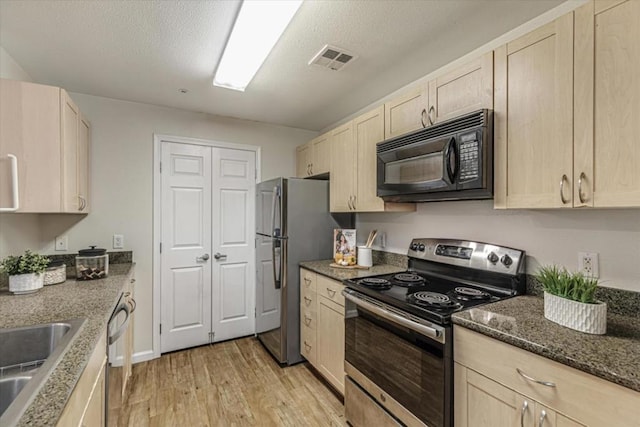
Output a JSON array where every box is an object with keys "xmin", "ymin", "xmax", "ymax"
[
  {"xmin": 0, "ymin": 250, "xmax": 50, "ymax": 275},
  {"xmin": 536, "ymin": 265, "xmax": 599, "ymax": 304}
]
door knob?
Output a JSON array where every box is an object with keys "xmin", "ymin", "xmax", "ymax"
[
  {"xmin": 214, "ymin": 252, "xmax": 227, "ymax": 260},
  {"xmin": 197, "ymin": 253, "xmax": 210, "ymax": 262}
]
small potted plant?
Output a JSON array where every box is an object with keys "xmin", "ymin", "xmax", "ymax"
[
  {"xmin": 0, "ymin": 250, "xmax": 50, "ymax": 295},
  {"xmin": 536, "ymin": 265, "xmax": 606, "ymax": 334}
]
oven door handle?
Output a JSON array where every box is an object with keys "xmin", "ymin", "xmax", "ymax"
[{"xmin": 343, "ymin": 290, "xmax": 442, "ymax": 342}]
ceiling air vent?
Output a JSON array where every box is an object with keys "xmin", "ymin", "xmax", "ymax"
[{"xmin": 309, "ymin": 44, "xmax": 357, "ymax": 71}]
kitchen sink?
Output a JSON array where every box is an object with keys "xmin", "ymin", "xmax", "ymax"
[
  {"xmin": 0, "ymin": 377, "xmax": 31, "ymax": 418},
  {"xmin": 0, "ymin": 318, "xmax": 85, "ymax": 426}
]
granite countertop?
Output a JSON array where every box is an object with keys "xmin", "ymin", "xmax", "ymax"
[
  {"xmin": 452, "ymin": 295, "xmax": 640, "ymax": 392},
  {"xmin": 299, "ymin": 259, "xmax": 406, "ymax": 281},
  {"xmin": 0, "ymin": 263, "xmax": 134, "ymax": 427}
]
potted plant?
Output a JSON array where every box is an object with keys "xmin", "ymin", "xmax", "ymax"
[
  {"xmin": 536, "ymin": 265, "xmax": 606, "ymax": 335},
  {"xmin": 0, "ymin": 250, "xmax": 50, "ymax": 295}
]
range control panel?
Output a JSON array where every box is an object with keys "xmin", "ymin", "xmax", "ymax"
[{"xmin": 408, "ymin": 238, "xmax": 525, "ymax": 275}]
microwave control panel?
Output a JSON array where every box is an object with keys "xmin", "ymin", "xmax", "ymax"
[{"xmin": 458, "ymin": 132, "xmax": 479, "ymax": 182}]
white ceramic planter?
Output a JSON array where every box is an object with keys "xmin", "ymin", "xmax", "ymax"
[
  {"xmin": 9, "ymin": 272, "xmax": 44, "ymax": 295},
  {"xmin": 544, "ymin": 291, "xmax": 607, "ymax": 335}
]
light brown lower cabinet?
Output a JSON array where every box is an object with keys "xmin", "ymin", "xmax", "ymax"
[
  {"xmin": 454, "ymin": 326, "xmax": 640, "ymax": 427},
  {"xmin": 57, "ymin": 332, "xmax": 107, "ymax": 427},
  {"xmin": 299, "ymin": 268, "xmax": 346, "ymax": 395}
]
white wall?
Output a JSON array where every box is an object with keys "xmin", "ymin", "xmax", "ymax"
[
  {"xmin": 0, "ymin": 77, "xmax": 317, "ymax": 357},
  {"xmin": 357, "ymin": 202, "xmax": 640, "ymax": 291}
]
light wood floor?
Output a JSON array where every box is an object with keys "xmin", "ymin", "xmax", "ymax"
[{"xmin": 110, "ymin": 337, "xmax": 345, "ymax": 426}]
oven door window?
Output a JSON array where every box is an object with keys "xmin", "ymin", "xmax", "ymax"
[{"xmin": 346, "ymin": 308, "xmax": 448, "ymax": 427}]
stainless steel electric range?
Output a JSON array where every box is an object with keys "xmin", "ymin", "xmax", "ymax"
[{"xmin": 342, "ymin": 238, "xmax": 525, "ymax": 427}]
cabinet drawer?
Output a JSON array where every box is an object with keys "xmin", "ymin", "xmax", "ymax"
[
  {"xmin": 316, "ymin": 274, "xmax": 345, "ymax": 307},
  {"xmin": 300, "ymin": 268, "xmax": 316, "ymax": 294},
  {"xmin": 300, "ymin": 304, "xmax": 317, "ymax": 330},
  {"xmin": 300, "ymin": 322, "xmax": 317, "ymax": 365},
  {"xmin": 301, "ymin": 288, "xmax": 316, "ymax": 311},
  {"xmin": 345, "ymin": 378, "xmax": 401, "ymax": 427},
  {"xmin": 454, "ymin": 326, "xmax": 640, "ymax": 426}
]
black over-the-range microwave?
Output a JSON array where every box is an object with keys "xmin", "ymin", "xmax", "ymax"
[{"xmin": 376, "ymin": 109, "xmax": 493, "ymax": 202}]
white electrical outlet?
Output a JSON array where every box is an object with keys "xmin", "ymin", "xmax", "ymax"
[
  {"xmin": 113, "ymin": 234, "xmax": 124, "ymax": 249},
  {"xmin": 55, "ymin": 235, "xmax": 68, "ymax": 251},
  {"xmin": 578, "ymin": 252, "xmax": 599, "ymax": 278}
]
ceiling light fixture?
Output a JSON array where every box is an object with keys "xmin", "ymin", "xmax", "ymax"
[{"xmin": 213, "ymin": 0, "xmax": 303, "ymax": 92}]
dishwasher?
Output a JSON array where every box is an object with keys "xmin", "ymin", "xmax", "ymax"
[{"xmin": 106, "ymin": 292, "xmax": 133, "ymax": 426}]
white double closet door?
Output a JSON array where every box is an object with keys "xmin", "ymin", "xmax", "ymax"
[{"xmin": 160, "ymin": 141, "xmax": 256, "ymax": 353}]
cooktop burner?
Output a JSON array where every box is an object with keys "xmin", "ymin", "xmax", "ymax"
[
  {"xmin": 392, "ymin": 272, "xmax": 426, "ymax": 287},
  {"xmin": 409, "ymin": 291, "xmax": 462, "ymax": 310},
  {"xmin": 453, "ymin": 287, "xmax": 491, "ymax": 300},
  {"xmin": 358, "ymin": 277, "xmax": 392, "ymax": 290}
]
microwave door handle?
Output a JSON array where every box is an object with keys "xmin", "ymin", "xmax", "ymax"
[{"xmin": 445, "ymin": 138, "xmax": 459, "ymax": 183}]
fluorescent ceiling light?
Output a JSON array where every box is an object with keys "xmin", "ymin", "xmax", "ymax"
[{"xmin": 213, "ymin": 0, "xmax": 303, "ymax": 92}]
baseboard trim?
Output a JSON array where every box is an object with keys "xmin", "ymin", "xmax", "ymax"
[{"xmin": 132, "ymin": 350, "xmax": 156, "ymax": 364}]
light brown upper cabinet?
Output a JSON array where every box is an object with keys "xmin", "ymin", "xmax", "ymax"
[
  {"xmin": 295, "ymin": 132, "xmax": 331, "ymax": 178},
  {"xmin": 0, "ymin": 79, "xmax": 90, "ymax": 213},
  {"xmin": 384, "ymin": 53, "xmax": 494, "ymax": 140},
  {"xmin": 428, "ymin": 51, "xmax": 494, "ymax": 124},
  {"xmin": 494, "ymin": 13, "xmax": 574, "ymax": 209},
  {"xmin": 384, "ymin": 85, "xmax": 428, "ymax": 139},
  {"xmin": 574, "ymin": 0, "xmax": 640, "ymax": 207},
  {"xmin": 295, "ymin": 141, "xmax": 311, "ymax": 178},
  {"xmin": 330, "ymin": 107, "xmax": 415, "ymax": 213},
  {"xmin": 329, "ymin": 121, "xmax": 356, "ymax": 212}
]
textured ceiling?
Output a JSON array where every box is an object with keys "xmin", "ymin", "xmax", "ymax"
[{"xmin": 0, "ymin": 0, "xmax": 564, "ymax": 131}]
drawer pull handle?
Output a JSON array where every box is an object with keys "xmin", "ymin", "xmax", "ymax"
[
  {"xmin": 326, "ymin": 287, "xmax": 336, "ymax": 297},
  {"xmin": 304, "ymin": 315, "xmax": 312, "ymax": 325},
  {"xmin": 304, "ymin": 296, "xmax": 312, "ymax": 305},
  {"xmin": 304, "ymin": 277, "xmax": 311, "ymax": 284},
  {"xmin": 538, "ymin": 409, "xmax": 547, "ymax": 427},
  {"xmin": 516, "ymin": 368, "xmax": 556, "ymax": 388},
  {"xmin": 520, "ymin": 401, "xmax": 528, "ymax": 427},
  {"xmin": 560, "ymin": 174, "xmax": 569, "ymax": 204},
  {"xmin": 304, "ymin": 341, "xmax": 311, "ymax": 349}
]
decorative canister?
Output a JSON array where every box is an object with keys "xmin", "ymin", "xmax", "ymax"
[
  {"xmin": 76, "ymin": 246, "xmax": 109, "ymax": 280},
  {"xmin": 44, "ymin": 261, "xmax": 67, "ymax": 285}
]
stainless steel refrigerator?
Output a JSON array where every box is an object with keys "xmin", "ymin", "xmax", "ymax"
[{"xmin": 256, "ymin": 177, "xmax": 352, "ymax": 365}]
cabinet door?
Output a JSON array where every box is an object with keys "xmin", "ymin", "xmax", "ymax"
[
  {"xmin": 78, "ymin": 113, "xmax": 90, "ymax": 213},
  {"xmin": 494, "ymin": 13, "xmax": 574, "ymax": 209},
  {"xmin": 575, "ymin": 0, "xmax": 640, "ymax": 207},
  {"xmin": 354, "ymin": 106, "xmax": 385, "ymax": 212},
  {"xmin": 81, "ymin": 363, "xmax": 106, "ymax": 427},
  {"xmin": 317, "ymin": 296, "xmax": 345, "ymax": 395},
  {"xmin": 61, "ymin": 89, "xmax": 81, "ymax": 212},
  {"xmin": 455, "ymin": 364, "xmax": 532, "ymax": 427},
  {"xmin": 295, "ymin": 142, "xmax": 311, "ymax": 178},
  {"xmin": 311, "ymin": 132, "xmax": 331, "ymax": 175},
  {"xmin": 428, "ymin": 51, "xmax": 493, "ymax": 124},
  {"xmin": 383, "ymin": 86, "xmax": 428, "ymax": 139},
  {"xmin": 330, "ymin": 121, "xmax": 356, "ymax": 212},
  {"xmin": 0, "ymin": 79, "xmax": 62, "ymax": 212}
]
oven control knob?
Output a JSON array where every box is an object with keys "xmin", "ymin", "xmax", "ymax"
[
  {"xmin": 417, "ymin": 243, "xmax": 425, "ymax": 251},
  {"xmin": 487, "ymin": 252, "xmax": 499, "ymax": 264},
  {"xmin": 501, "ymin": 254, "xmax": 513, "ymax": 267},
  {"xmin": 410, "ymin": 243, "xmax": 418, "ymax": 251}
]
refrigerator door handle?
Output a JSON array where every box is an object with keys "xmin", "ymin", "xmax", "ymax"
[{"xmin": 271, "ymin": 186, "xmax": 282, "ymax": 289}]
